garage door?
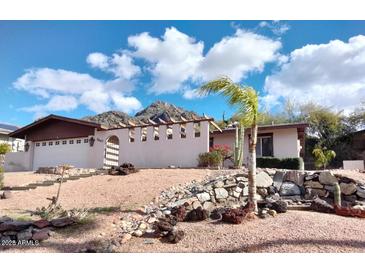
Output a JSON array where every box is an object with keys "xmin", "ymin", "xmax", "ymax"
[{"xmin": 33, "ymin": 139, "xmax": 90, "ymax": 170}]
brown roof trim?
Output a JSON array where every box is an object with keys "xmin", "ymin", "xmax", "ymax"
[
  {"xmin": 106, "ymin": 117, "xmax": 214, "ymax": 131},
  {"xmin": 9, "ymin": 114, "xmax": 107, "ymax": 138},
  {"xmin": 212, "ymin": 122, "xmax": 309, "ymax": 134}
]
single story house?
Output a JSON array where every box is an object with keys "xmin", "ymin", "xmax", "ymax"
[
  {"xmin": 0, "ymin": 123, "xmax": 25, "ymax": 152},
  {"xmin": 4, "ymin": 114, "xmax": 308, "ymax": 171},
  {"xmin": 210, "ymin": 122, "xmax": 308, "ymax": 166}
]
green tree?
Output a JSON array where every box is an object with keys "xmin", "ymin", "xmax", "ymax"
[
  {"xmin": 200, "ymin": 76, "xmax": 259, "ymax": 211},
  {"xmin": 312, "ymin": 146, "xmax": 336, "ymax": 169}
]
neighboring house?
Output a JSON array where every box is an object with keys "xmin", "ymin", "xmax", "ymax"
[
  {"xmin": 0, "ymin": 123, "xmax": 24, "ymax": 152},
  {"xmin": 211, "ymin": 122, "xmax": 308, "ymax": 166},
  {"xmin": 4, "ymin": 114, "xmax": 308, "ymax": 171}
]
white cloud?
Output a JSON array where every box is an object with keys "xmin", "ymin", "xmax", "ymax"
[
  {"xmin": 86, "ymin": 52, "xmax": 109, "ymax": 69},
  {"xmin": 14, "ymin": 68, "xmax": 142, "ymax": 115},
  {"xmin": 110, "ymin": 92, "xmax": 142, "ymax": 113},
  {"xmin": 14, "ymin": 68, "xmax": 102, "ymax": 98},
  {"xmin": 264, "ymin": 35, "xmax": 365, "ymax": 113},
  {"xmin": 128, "ymin": 27, "xmax": 204, "ymax": 93},
  {"xmin": 258, "ymin": 21, "xmax": 290, "ymax": 36},
  {"xmin": 21, "ymin": 95, "xmax": 79, "ymax": 119},
  {"xmin": 198, "ymin": 29, "xmax": 282, "ymax": 82},
  {"xmin": 127, "ymin": 27, "xmax": 281, "ymax": 94},
  {"xmin": 182, "ymin": 89, "xmax": 204, "ymax": 100},
  {"xmin": 87, "ymin": 52, "xmax": 140, "ymax": 79}
]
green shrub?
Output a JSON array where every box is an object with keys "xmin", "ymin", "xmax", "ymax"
[
  {"xmin": 0, "ymin": 143, "xmax": 11, "ymax": 155},
  {"xmin": 198, "ymin": 151, "xmax": 223, "ymax": 168},
  {"xmin": 256, "ymin": 157, "xmax": 304, "ymax": 170}
]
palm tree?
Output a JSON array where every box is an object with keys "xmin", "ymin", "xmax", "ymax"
[{"xmin": 199, "ymin": 76, "xmax": 259, "ymax": 211}]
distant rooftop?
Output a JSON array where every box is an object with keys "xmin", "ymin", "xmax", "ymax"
[{"xmin": 0, "ymin": 123, "xmax": 19, "ymax": 133}]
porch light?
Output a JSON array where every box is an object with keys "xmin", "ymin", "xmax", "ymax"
[
  {"xmin": 89, "ymin": 137, "xmax": 95, "ymax": 147},
  {"xmin": 24, "ymin": 142, "xmax": 30, "ymax": 152}
]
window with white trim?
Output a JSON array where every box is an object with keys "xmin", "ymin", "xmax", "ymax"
[{"xmin": 256, "ymin": 135, "xmax": 273, "ymax": 157}]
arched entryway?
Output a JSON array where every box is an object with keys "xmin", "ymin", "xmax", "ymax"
[{"xmin": 103, "ymin": 135, "xmax": 119, "ymax": 169}]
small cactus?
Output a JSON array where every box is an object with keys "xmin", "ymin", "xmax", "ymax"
[{"xmin": 334, "ymin": 182, "xmax": 341, "ymax": 207}]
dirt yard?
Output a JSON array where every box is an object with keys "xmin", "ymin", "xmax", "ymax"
[{"xmin": 1, "ymin": 169, "xmax": 365, "ymax": 253}]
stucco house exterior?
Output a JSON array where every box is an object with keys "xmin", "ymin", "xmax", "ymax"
[
  {"xmin": 210, "ymin": 122, "xmax": 308, "ymax": 166},
  {"xmin": 4, "ymin": 114, "xmax": 308, "ymax": 171},
  {"xmin": 0, "ymin": 123, "xmax": 24, "ymax": 152}
]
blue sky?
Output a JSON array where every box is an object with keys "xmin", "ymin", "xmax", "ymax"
[{"xmin": 1, "ymin": 20, "xmax": 365, "ymax": 126}]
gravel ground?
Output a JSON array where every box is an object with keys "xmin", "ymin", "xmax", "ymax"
[
  {"xmin": 1, "ymin": 169, "xmax": 365, "ymax": 253},
  {"xmin": 3, "ymin": 172, "xmax": 59, "ymax": 187}
]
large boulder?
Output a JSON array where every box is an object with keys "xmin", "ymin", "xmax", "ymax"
[
  {"xmin": 357, "ymin": 185, "xmax": 365, "ymax": 199},
  {"xmin": 283, "ymin": 170, "xmax": 303, "ymax": 186},
  {"xmin": 214, "ymin": 188, "xmax": 228, "ymax": 199},
  {"xmin": 304, "ymin": 181, "xmax": 324, "ymax": 189},
  {"xmin": 0, "ymin": 221, "xmax": 32, "ymax": 232},
  {"xmin": 319, "ymin": 172, "xmax": 338, "ymax": 185},
  {"xmin": 273, "ymin": 171, "xmax": 285, "ymax": 190},
  {"xmin": 196, "ymin": 192, "xmax": 210, "ymax": 203},
  {"xmin": 340, "ymin": 183, "xmax": 357, "ymax": 195},
  {"xmin": 256, "ymin": 172, "xmax": 273, "ymax": 188},
  {"xmin": 279, "ymin": 182, "xmax": 302, "ymax": 196},
  {"xmin": 310, "ymin": 197, "xmax": 335, "ymax": 213}
]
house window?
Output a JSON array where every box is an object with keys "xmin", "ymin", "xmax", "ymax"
[
  {"xmin": 42, "ymin": 142, "xmax": 46, "ymax": 146},
  {"xmin": 256, "ymin": 135, "xmax": 273, "ymax": 157},
  {"xmin": 141, "ymin": 127, "xmax": 147, "ymax": 142},
  {"xmin": 55, "ymin": 141, "xmax": 60, "ymax": 145},
  {"xmin": 167, "ymin": 125, "xmax": 173, "ymax": 139},
  {"xmin": 84, "ymin": 139, "xmax": 89, "ymax": 143},
  {"xmin": 180, "ymin": 124, "xmax": 186, "ymax": 138},
  {"xmin": 129, "ymin": 128, "xmax": 135, "ymax": 143},
  {"xmin": 194, "ymin": 122, "xmax": 201, "ymax": 137},
  {"xmin": 36, "ymin": 143, "xmax": 40, "ymax": 147},
  {"xmin": 76, "ymin": 139, "xmax": 81, "ymax": 144},
  {"xmin": 153, "ymin": 126, "xmax": 159, "ymax": 141},
  {"xmin": 209, "ymin": 137, "xmax": 214, "ymax": 147},
  {"xmin": 69, "ymin": 140, "xmax": 74, "ymax": 144},
  {"xmin": 49, "ymin": 142, "xmax": 53, "ymax": 146},
  {"xmin": 62, "ymin": 140, "xmax": 67, "ymax": 145}
]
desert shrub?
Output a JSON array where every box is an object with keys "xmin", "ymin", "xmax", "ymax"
[
  {"xmin": 34, "ymin": 202, "xmax": 89, "ymax": 222},
  {"xmin": 0, "ymin": 143, "xmax": 11, "ymax": 155},
  {"xmin": 256, "ymin": 157, "xmax": 304, "ymax": 170},
  {"xmin": 198, "ymin": 151, "xmax": 223, "ymax": 168},
  {"xmin": 209, "ymin": 144, "xmax": 232, "ymax": 160}
]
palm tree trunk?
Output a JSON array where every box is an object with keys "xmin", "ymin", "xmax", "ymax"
[
  {"xmin": 238, "ymin": 125, "xmax": 244, "ymax": 168},
  {"xmin": 234, "ymin": 125, "xmax": 239, "ymax": 168},
  {"xmin": 248, "ymin": 123, "xmax": 258, "ymax": 212}
]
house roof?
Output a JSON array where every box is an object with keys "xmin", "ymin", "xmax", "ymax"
[
  {"xmin": 9, "ymin": 114, "xmax": 107, "ymax": 139},
  {"xmin": 0, "ymin": 123, "xmax": 19, "ymax": 135},
  {"xmin": 211, "ymin": 122, "xmax": 309, "ymax": 134}
]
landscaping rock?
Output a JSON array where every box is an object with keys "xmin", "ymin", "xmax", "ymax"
[
  {"xmin": 166, "ymin": 229, "xmax": 185, "ymax": 243},
  {"xmin": 280, "ymin": 182, "xmax": 301, "ymax": 196},
  {"xmin": 256, "ymin": 172, "xmax": 273, "ymax": 188},
  {"xmin": 196, "ymin": 192, "xmax": 210, "ymax": 203},
  {"xmin": 214, "ymin": 181, "xmax": 224, "ymax": 188},
  {"xmin": 202, "ymin": 201, "xmax": 214, "ymax": 211},
  {"xmin": 310, "ymin": 197, "xmax": 334, "ymax": 213},
  {"xmin": 171, "ymin": 206, "xmax": 187, "ymax": 222},
  {"xmin": 357, "ymin": 185, "xmax": 365, "ymax": 198},
  {"xmin": 133, "ymin": 230, "xmax": 143, "ymax": 237},
  {"xmin": 192, "ymin": 201, "xmax": 202, "ymax": 209},
  {"xmin": 185, "ymin": 207, "xmax": 209, "ymax": 222},
  {"xmin": 319, "ymin": 172, "xmax": 338, "ymax": 185},
  {"xmin": 17, "ymin": 228, "xmax": 33, "ymax": 241},
  {"xmin": 340, "ymin": 183, "xmax": 357, "ymax": 195},
  {"xmin": 257, "ymin": 188, "xmax": 268, "ymax": 197},
  {"xmin": 120, "ymin": 233, "xmax": 132, "ymax": 244},
  {"xmin": 1, "ymin": 191, "xmax": 12, "ymax": 199},
  {"xmin": 33, "ymin": 219, "xmax": 50, "ymax": 229},
  {"xmin": 310, "ymin": 189, "xmax": 328, "ymax": 198},
  {"xmin": 305, "ymin": 173, "xmax": 320, "ymax": 182},
  {"xmin": 0, "ymin": 216, "xmax": 12, "ymax": 224},
  {"xmin": 32, "ymin": 228, "xmax": 50, "ymax": 241},
  {"xmin": 284, "ymin": 170, "xmax": 302, "ymax": 185},
  {"xmin": 214, "ymin": 188, "xmax": 228, "ymax": 199},
  {"xmin": 304, "ymin": 181, "xmax": 324, "ymax": 189},
  {"xmin": 0, "ymin": 221, "xmax": 32, "ymax": 232},
  {"xmin": 271, "ymin": 200, "xmax": 288, "ymax": 213},
  {"xmin": 343, "ymin": 195, "xmax": 358, "ymax": 203},
  {"xmin": 51, "ymin": 217, "xmax": 75, "ymax": 227},
  {"xmin": 273, "ymin": 171, "xmax": 285, "ymax": 190}
]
